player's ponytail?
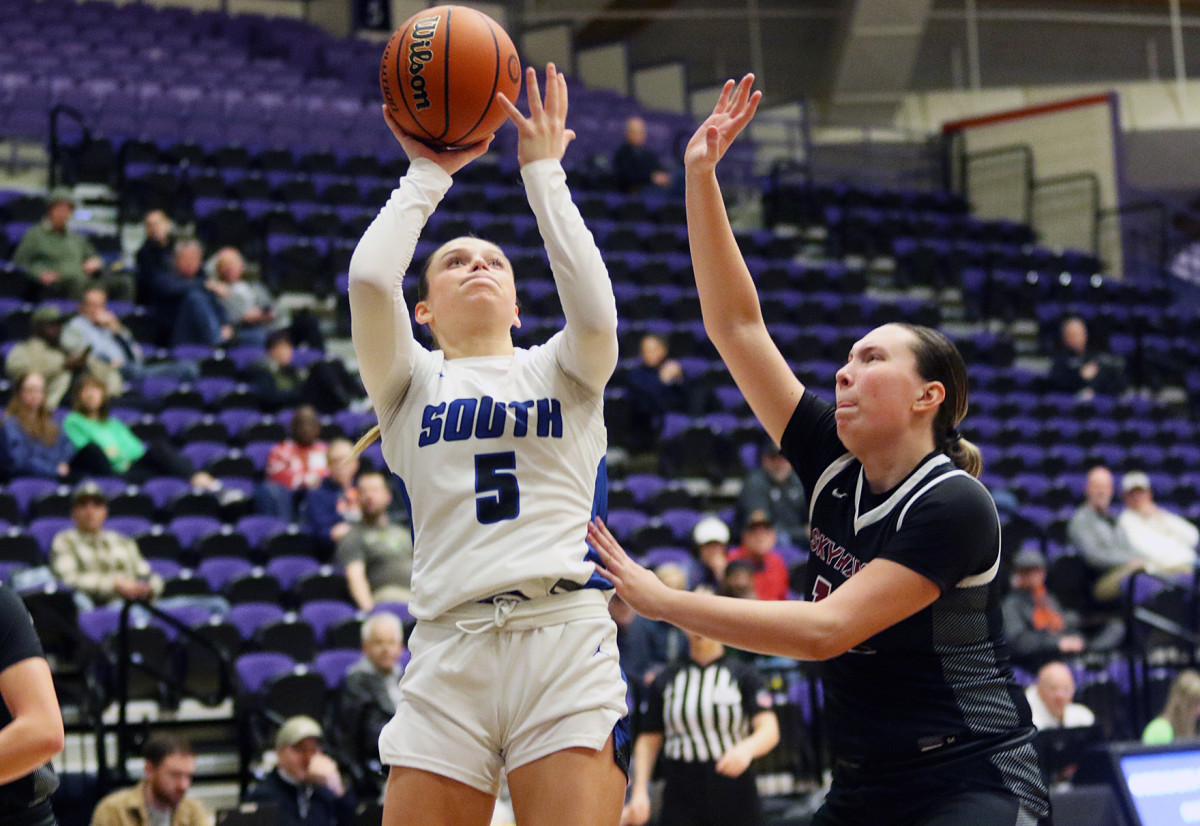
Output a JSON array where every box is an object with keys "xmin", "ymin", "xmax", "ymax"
[
  {"xmin": 349, "ymin": 424, "xmax": 381, "ymax": 462},
  {"xmin": 899, "ymin": 323, "xmax": 984, "ymax": 478}
]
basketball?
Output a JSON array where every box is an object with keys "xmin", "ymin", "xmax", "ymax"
[{"xmin": 380, "ymin": 5, "xmax": 522, "ymax": 149}]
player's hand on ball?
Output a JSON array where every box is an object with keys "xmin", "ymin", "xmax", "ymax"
[
  {"xmin": 496, "ymin": 63, "xmax": 576, "ymax": 167},
  {"xmin": 589, "ymin": 517, "xmax": 672, "ymax": 621},
  {"xmin": 684, "ymin": 73, "xmax": 761, "ymax": 176},
  {"xmin": 382, "ymin": 106, "xmax": 493, "ymax": 175}
]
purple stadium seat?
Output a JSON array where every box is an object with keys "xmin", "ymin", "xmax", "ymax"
[
  {"xmin": 236, "ymin": 515, "xmax": 289, "ymax": 549},
  {"xmin": 299, "ymin": 600, "xmax": 357, "ymax": 643},
  {"xmin": 228, "ymin": 602, "xmax": 286, "ymax": 639},
  {"xmin": 234, "ymin": 651, "xmax": 295, "ymax": 694},
  {"xmin": 266, "ymin": 555, "xmax": 321, "ymax": 591},
  {"xmin": 140, "ymin": 477, "xmax": 191, "ymax": 510},
  {"xmin": 27, "ymin": 517, "xmax": 72, "ymax": 556},
  {"xmin": 167, "ymin": 516, "xmax": 223, "ymax": 550},
  {"xmin": 312, "ymin": 648, "xmax": 360, "ymax": 690},
  {"xmin": 6, "ymin": 478, "xmax": 59, "ymax": 517},
  {"xmin": 197, "ymin": 556, "xmax": 254, "ymax": 592}
]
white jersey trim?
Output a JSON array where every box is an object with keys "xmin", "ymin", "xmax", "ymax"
[
  {"xmin": 893, "ymin": 468, "xmax": 1002, "ymax": 589},
  {"xmin": 853, "ymin": 454, "xmax": 951, "ymax": 535}
]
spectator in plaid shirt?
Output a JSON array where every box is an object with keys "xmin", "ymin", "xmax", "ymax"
[
  {"xmin": 50, "ymin": 482, "xmax": 228, "ymax": 616},
  {"xmin": 49, "ymin": 481, "xmax": 162, "ymax": 608}
]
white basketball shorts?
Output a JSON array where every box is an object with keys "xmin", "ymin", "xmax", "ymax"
[{"xmin": 377, "ymin": 589, "xmax": 629, "ymax": 795}]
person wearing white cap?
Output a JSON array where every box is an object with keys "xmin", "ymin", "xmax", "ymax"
[
  {"xmin": 1117, "ymin": 471, "xmax": 1199, "ymax": 574},
  {"xmin": 245, "ymin": 716, "xmax": 354, "ymax": 826},
  {"xmin": 692, "ymin": 515, "xmax": 731, "ymax": 589}
]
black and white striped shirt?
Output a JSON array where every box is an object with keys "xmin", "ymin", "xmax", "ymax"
[{"xmin": 641, "ymin": 656, "xmax": 772, "ymax": 764}]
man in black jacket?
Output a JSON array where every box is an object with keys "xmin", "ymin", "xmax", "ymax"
[
  {"xmin": 335, "ymin": 612, "xmax": 405, "ymax": 796},
  {"xmin": 246, "ymin": 717, "xmax": 355, "ymax": 826}
]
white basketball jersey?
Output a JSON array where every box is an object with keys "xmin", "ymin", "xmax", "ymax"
[
  {"xmin": 349, "ymin": 157, "xmax": 617, "ymax": 621},
  {"xmin": 380, "ymin": 342, "xmax": 608, "ymax": 619}
]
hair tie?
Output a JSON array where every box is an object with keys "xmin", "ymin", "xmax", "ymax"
[{"xmin": 946, "ymin": 426, "xmax": 962, "ymax": 446}]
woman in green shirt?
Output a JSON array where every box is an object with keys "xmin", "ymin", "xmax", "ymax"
[
  {"xmin": 63, "ymin": 375, "xmax": 211, "ymax": 485},
  {"xmin": 1143, "ymin": 669, "xmax": 1200, "ymax": 744}
]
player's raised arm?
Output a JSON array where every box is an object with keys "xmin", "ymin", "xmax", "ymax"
[
  {"xmin": 685, "ymin": 76, "xmax": 804, "ymax": 445},
  {"xmin": 499, "ymin": 65, "xmax": 618, "ymax": 393},
  {"xmin": 348, "ymin": 109, "xmax": 491, "ymax": 407}
]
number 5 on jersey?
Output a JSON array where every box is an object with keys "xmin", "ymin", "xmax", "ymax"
[{"xmin": 476, "ymin": 451, "xmax": 520, "ymax": 523}]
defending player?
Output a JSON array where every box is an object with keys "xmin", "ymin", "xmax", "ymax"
[
  {"xmin": 348, "ymin": 64, "xmax": 627, "ymax": 826},
  {"xmin": 590, "ymin": 76, "xmax": 1050, "ymax": 825}
]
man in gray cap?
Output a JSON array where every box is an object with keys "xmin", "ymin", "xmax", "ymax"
[
  {"xmin": 246, "ymin": 716, "xmax": 355, "ymax": 826},
  {"xmin": 1000, "ymin": 545, "xmax": 1085, "ymax": 671},
  {"xmin": 11, "ymin": 189, "xmax": 133, "ymax": 301},
  {"xmin": 4, "ymin": 304, "xmax": 122, "ymax": 409}
]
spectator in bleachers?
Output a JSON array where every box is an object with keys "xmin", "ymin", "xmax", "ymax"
[
  {"xmin": 623, "ymin": 332, "xmax": 688, "ymax": 454},
  {"xmin": 1025, "ymin": 662, "xmax": 1095, "ymax": 731},
  {"xmin": 142, "ymin": 240, "xmax": 230, "ymax": 348},
  {"xmin": 246, "ymin": 716, "xmax": 355, "ymax": 826},
  {"xmin": 720, "ymin": 559, "xmax": 759, "ymax": 600},
  {"xmin": 1143, "ymin": 670, "xmax": 1200, "ymax": 744},
  {"xmin": 1048, "ymin": 316, "xmax": 1125, "ymax": 398},
  {"xmin": 90, "ymin": 734, "xmax": 210, "ymax": 826},
  {"xmin": 692, "ymin": 515, "xmax": 731, "ymax": 590},
  {"xmin": 249, "ymin": 330, "xmax": 360, "ymax": 415},
  {"xmin": 134, "ymin": 210, "xmax": 176, "ymax": 302},
  {"xmin": 613, "ymin": 116, "xmax": 672, "ymax": 195},
  {"xmin": 336, "ymin": 471, "xmax": 412, "ymax": 611},
  {"xmin": 334, "ymin": 612, "xmax": 405, "ymax": 795},
  {"xmin": 49, "ymin": 481, "xmax": 162, "ymax": 608},
  {"xmin": 736, "ymin": 441, "xmax": 809, "ymax": 549},
  {"xmin": 207, "ymin": 246, "xmax": 276, "ymax": 346},
  {"xmin": 302, "ymin": 438, "xmax": 361, "ymax": 558},
  {"xmin": 12, "ymin": 188, "xmax": 132, "ymax": 301},
  {"xmin": 622, "ymin": 596, "xmax": 779, "ymax": 826},
  {"xmin": 1, "ymin": 372, "xmax": 110, "ymax": 482},
  {"xmin": 1118, "ymin": 470, "xmax": 1199, "ymax": 573},
  {"xmin": 726, "ymin": 510, "xmax": 790, "ymax": 601},
  {"xmin": 1069, "ymin": 465, "xmax": 1144, "ymax": 603},
  {"xmin": 259, "ymin": 405, "xmax": 328, "ymax": 519},
  {"xmin": 5, "ymin": 305, "xmax": 123, "ymax": 410},
  {"xmin": 62, "ymin": 286, "xmax": 199, "ymax": 386},
  {"xmin": 1002, "ymin": 547, "xmax": 1084, "ymax": 671},
  {"xmin": 50, "ymin": 481, "xmax": 227, "ymax": 616},
  {"xmin": 63, "ymin": 374, "xmax": 217, "ymax": 488}
]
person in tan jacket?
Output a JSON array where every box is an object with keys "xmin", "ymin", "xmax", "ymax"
[
  {"xmin": 90, "ymin": 734, "xmax": 212, "ymax": 826},
  {"xmin": 5, "ymin": 306, "xmax": 122, "ymax": 409}
]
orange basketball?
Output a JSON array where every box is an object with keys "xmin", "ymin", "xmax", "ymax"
[{"xmin": 380, "ymin": 5, "xmax": 522, "ymax": 149}]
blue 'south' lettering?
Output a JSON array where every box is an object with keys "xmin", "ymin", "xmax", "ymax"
[{"xmin": 418, "ymin": 396, "xmax": 563, "ymax": 446}]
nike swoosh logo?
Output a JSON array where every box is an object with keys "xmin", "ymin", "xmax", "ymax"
[{"xmin": 832, "ymin": 489, "xmax": 847, "ymax": 499}]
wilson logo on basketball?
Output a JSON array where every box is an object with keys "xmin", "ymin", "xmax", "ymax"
[{"xmin": 407, "ymin": 15, "xmax": 441, "ymax": 110}]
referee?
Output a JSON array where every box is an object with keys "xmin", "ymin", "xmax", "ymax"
[{"xmin": 623, "ymin": 595, "xmax": 780, "ymax": 826}]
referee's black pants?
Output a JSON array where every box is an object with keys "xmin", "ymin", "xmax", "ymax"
[{"xmin": 658, "ymin": 761, "xmax": 762, "ymax": 826}]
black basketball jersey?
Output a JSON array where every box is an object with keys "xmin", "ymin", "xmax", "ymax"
[{"xmin": 781, "ymin": 392, "xmax": 1047, "ymax": 815}]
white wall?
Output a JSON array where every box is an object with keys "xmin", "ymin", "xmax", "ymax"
[
  {"xmin": 632, "ymin": 63, "xmax": 686, "ymax": 114},
  {"xmin": 577, "ymin": 43, "xmax": 627, "ymax": 95},
  {"xmin": 521, "ymin": 24, "xmax": 573, "ymax": 77}
]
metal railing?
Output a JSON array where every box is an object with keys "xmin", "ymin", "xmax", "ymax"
[{"xmin": 1122, "ymin": 567, "xmax": 1200, "ymax": 732}]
